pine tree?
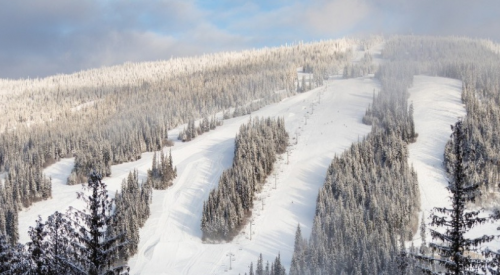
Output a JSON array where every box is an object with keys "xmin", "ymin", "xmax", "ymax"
[
  {"xmin": 45, "ymin": 211, "xmax": 75, "ymax": 274},
  {"xmin": 419, "ymin": 213, "xmax": 428, "ymax": 255},
  {"xmin": 484, "ymin": 210, "xmax": 500, "ymax": 274},
  {"xmin": 408, "ymin": 102, "xmax": 417, "ymax": 142},
  {"xmin": 5, "ymin": 204, "xmax": 19, "ymax": 245},
  {"xmin": 70, "ymin": 171, "xmax": 129, "ymax": 275},
  {"xmin": 413, "ymin": 120, "xmax": 494, "ymax": 274},
  {"xmin": 0, "ymin": 234, "xmax": 13, "ymax": 273},
  {"xmin": 27, "ymin": 216, "xmax": 50, "ymax": 274},
  {"xmin": 396, "ymin": 234, "xmax": 409, "ymax": 274},
  {"xmin": 290, "ymin": 224, "xmax": 305, "ymax": 275},
  {"xmin": 484, "ymin": 248, "xmax": 500, "ymax": 275},
  {"xmin": 272, "ymin": 253, "xmax": 286, "ymax": 275},
  {"xmin": 256, "ymin": 253, "xmax": 264, "ymax": 275}
]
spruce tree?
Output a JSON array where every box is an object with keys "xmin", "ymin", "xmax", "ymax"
[
  {"xmin": 419, "ymin": 213, "xmax": 428, "ymax": 255},
  {"xmin": 413, "ymin": 120, "xmax": 494, "ymax": 274},
  {"xmin": 27, "ymin": 216, "xmax": 50, "ymax": 274},
  {"xmin": 45, "ymin": 211, "xmax": 75, "ymax": 274},
  {"xmin": 290, "ymin": 224, "xmax": 306, "ymax": 275},
  {"xmin": 256, "ymin": 253, "xmax": 264, "ymax": 275},
  {"xmin": 70, "ymin": 171, "xmax": 129, "ymax": 275},
  {"xmin": 0, "ymin": 234, "xmax": 13, "ymax": 273},
  {"xmin": 484, "ymin": 210, "xmax": 500, "ymax": 274}
]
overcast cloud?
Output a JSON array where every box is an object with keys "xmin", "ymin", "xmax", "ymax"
[{"xmin": 1, "ymin": 0, "xmax": 499, "ymax": 79}]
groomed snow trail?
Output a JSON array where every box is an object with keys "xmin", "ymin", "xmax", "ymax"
[
  {"xmin": 408, "ymin": 75, "xmax": 465, "ymax": 245},
  {"xmin": 409, "ymin": 75, "xmax": 500, "ymax": 251},
  {"xmin": 127, "ymin": 75, "xmax": 376, "ymax": 275}
]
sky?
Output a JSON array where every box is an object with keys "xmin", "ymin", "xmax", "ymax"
[{"xmin": 1, "ymin": 0, "xmax": 499, "ymax": 79}]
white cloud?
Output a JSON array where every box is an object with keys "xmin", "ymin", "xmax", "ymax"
[
  {"xmin": 1, "ymin": 0, "xmax": 500, "ymax": 79},
  {"xmin": 304, "ymin": 0, "xmax": 372, "ymax": 36}
]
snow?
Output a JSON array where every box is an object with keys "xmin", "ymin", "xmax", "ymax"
[
  {"xmin": 71, "ymin": 100, "xmax": 98, "ymax": 112},
  {"xmin": 408, "ymin": 74, "xmax": 500, "ymax": 254},
  {"xmin": 408, "ymin": 75, "xmax": 465, "ymax": 217},
  {"xmin": 127, "ymin": 76, "xmax": 375, "ymax": 275},
  {"xmin": 17, "ymin": 71, "xmax": 499, "ymax": 273},
  {"xmin": 17, "ymin": 64, "xmax": 499, "ymax": 274},
  {"xmin": 408, "ymin": 75, "xmax": 465, "ymax": 249},
  {"xmin": 18, "ymin": 75, "xmax": 376, "ymax": 274},
  {"xmin": 407, "ymin": 75, "xmax": 499, "ymax": 252},
  {"xmin": 18, "ymin": 158, "xmax": 80, "ymax": 242},
  {"xmin": 16, "ymin": 42, "xmax": 388, "ymax": 274}
]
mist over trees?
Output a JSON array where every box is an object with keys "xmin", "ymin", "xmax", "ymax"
[
  {"xmin": 383, "ymin": 36, "xmax": 500, "ymax": 207},
  {"xmin": 254, "ymin": 36, "xmax": 500, "ymax": 275}
]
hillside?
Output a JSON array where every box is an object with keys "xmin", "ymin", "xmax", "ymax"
[{"xmin": 4, "ymin": 36, "xmax": 500, "ymax": 274}]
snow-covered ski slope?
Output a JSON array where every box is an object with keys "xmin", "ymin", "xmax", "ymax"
[
  {"xmin": 17, "ymin": 45, "xmax": 500, "ymax": 274},
  {"xmin": 18, "ymin": 75, "xmax": 376, "ymax": 274},
  {"xmin": 408, "ymin": 75, "xmax": 465, "ymax": 217},
  {"xmin": 408, "ymin": 75, "xmax": 500, "ymax": 250},
  {"xmin": 127, "ymin": 76, "xmax": 376, "ymax": 275}
]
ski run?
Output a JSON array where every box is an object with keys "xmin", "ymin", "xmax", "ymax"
[{"xmin": 15, "ymin": 43, "xmax": 500, "ymax": 274}]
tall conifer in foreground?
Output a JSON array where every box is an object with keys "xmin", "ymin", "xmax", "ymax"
[
  {"xmin": 70, "ymin": 172, "xmax": 129, "ymax": 275},
  {"xmin": 414, "ymin": 120, "xmax": 494, "ymax": 274}
]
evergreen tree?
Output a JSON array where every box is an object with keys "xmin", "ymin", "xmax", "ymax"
[
  {"xmin": 271, "ymin": 253, "xmax": 286, "ymax": 275},
  {"xmin": 147, "ymin": 150, "xmax": 176, "ymax": 190},
  {"xmin": 413, "ymin": 121, "xmax": 494, "ymax": 274},
  {"xmin": 45, "ymin": 211, "xmax": 76, "ymax": 274},
  {"xmin": 408, "ymin": 102, "xmax": 417, "ymax": 142},
  {"xmin": 396, "ymin": 234, "xmax": 409, "ymax": 274},
  {"xmin": 0, "ymin": 234, "xmax": 13, "ymax": 273},
  {"xmin": 256, "ymin": 253, "xmax": 264, "ymax": 275},
  {"xmin": 201, "ymin": 117, "xmax": 288, "ymax": 240},
  {"xmin": 290, "ymin": 224, "xmax": 306, "ymax": 275},
  {"xmin": 27, "ymin": 216, "xmax": 50, "ymax": 274},
  {"xmin": 70, "ymin": 171, "xmax": 129, "ymax": 275},
  {"xmin": 419, "ymin": 213, "xmax": 428, "ymax": 255},
  {"xmin": 484, "ymin": 210, "xmax": 500, "ymax": 274}
]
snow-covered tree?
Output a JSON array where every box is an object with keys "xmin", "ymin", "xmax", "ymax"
[
  {"xmin": 70, "ymin": 172, "xmax": 129, "ymax": 275},
  {"xmin": 201, "ymin": 117, "xmax": 288, "ymax": 241},
  {"xmin": 414, "ymin": 120, "xmax": 494, "ymax": 274}
]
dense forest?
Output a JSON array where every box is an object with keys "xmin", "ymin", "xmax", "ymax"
[
  {"xmin": 202, "ymin": 117, "xmax": 288, "ymax": 241},
  {"xmin": 0, "ymin": 148, "xmax": 175, "ymax": 273}
]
